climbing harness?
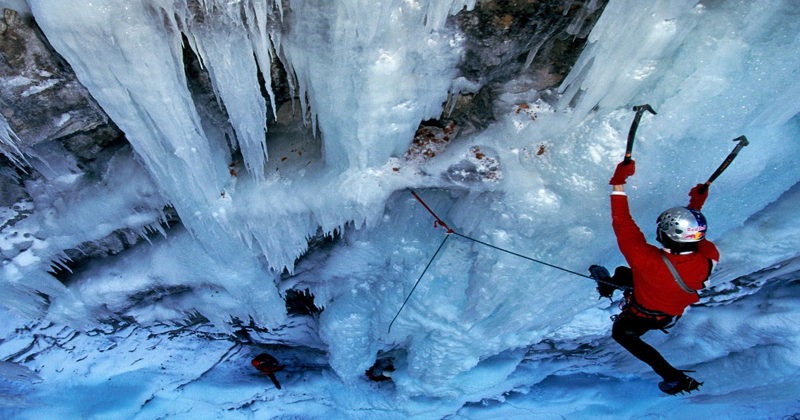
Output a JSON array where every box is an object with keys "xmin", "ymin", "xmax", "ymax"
[
  {"xmin": 660, "ymin": 250, "xmax": 699, "ymax": 295},
  {"xmin": 613, "ymin": 293, "xmax": 680, "ymax": 333},
  {"xmin": 387, "ymin": 191, "xmax": 618, "ymax": 333}
]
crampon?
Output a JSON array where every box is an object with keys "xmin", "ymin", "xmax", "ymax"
[{"xmin": 658, "ymin": 374, "xmax": 703, "ymax": 395}]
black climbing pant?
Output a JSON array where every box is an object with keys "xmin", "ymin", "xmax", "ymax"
[{"xmin": 612, "ymin": 313, "xmax": 683, "ymax": 381}]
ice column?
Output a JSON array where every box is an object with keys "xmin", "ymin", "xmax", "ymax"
[
  {"xmin": 166, "ymin": 0, "xmax": 271, "ymax": 180},
  {"xmin": 557, "ymin": 0, "xmax": 702, "ymax": 120},
  {"xmin": 278, "ymin": 0, "xmax": 475, "ymax": 170},
  {"xmin": 28, "ymin": 0, "xmax": 286, "ymax": 328},
  {"xmin": 28, "ymin": 0, "xmax": 227, "ymax": 229}
]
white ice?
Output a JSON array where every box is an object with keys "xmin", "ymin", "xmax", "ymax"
[{"xmin": 1, "ymin": 0, "xmax": 800, "ymax": 418}]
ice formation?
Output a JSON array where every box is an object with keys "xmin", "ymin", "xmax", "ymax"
[
  {"xmin": 1, "ymin": 0, "xmax": 800, "ymax": 418},
  {"xmin": 0, "ymin": 114, "xmax": 26, "ymax": 168}
]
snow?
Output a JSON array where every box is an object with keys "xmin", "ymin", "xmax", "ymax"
[{"xmin": 1, "ymin": 0, "xmax": 800, "ymax": 418}]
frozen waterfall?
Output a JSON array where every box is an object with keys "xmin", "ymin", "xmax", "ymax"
[{"xmin": 1, "ymin": 0, "xmax": 800, "ymax": 418}]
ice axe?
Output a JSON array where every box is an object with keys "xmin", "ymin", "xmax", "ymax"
[
  {"xmin": 698, "ymin": 135, "xmax": 749, "ymax": 194},
  {"xmin": 623, "ymin": 104, "xmax": 657, "ymax": 164}
]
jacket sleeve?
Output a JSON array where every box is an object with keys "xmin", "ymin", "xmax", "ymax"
[
  {"xmin": 611, "ymin": 193, "xmax": 651, "ymax": 266},
  {"xmin": 687, "ymin": 184, "xmax": 708, "ymax": 211},
  {"xmin": 698, "ymin": 240, "xmax": 720, "ymax": 265},
  {"xmin": 697, "ymin": 240, "xmax": 720, "ymax": 288}
]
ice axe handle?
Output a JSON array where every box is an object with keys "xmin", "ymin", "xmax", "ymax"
[
  {"xmin": 698, "ymin": 135, "xmax": 749, "ymax": 194},
  {"xmin": 624, "ymin": 104, "xmax": 657, "ymax": 164}
]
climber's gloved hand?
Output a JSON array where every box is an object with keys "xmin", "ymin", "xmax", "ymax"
[
  {"xmin": 609, "ymin": 160, "xmax": 636, "ymax": 185},
  {"xmin": 688, "ymin": 183, "xmax": 708, "ymax": 210},
  {"xmin": 589, "ymin": 265, "xmax": 615, "ymax": 299},
  {"xmin": 597, "ymin": 283, "xmax": 616, "ymax": 299}
]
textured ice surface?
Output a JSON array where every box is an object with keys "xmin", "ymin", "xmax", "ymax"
[{"xmin": 2, "ymin": 262, "xmax": 799, "ymax": 419}]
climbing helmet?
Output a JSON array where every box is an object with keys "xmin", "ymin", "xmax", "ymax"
[{"xmin": 656, "ymin": 206, "xmax": 707, "ymax": 243}]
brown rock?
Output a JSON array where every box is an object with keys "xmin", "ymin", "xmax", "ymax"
[{"xmin": 0, "ymin": 9, "xmax": 107, "ymax": 148}]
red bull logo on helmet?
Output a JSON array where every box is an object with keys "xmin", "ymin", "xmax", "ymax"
[{"xmin": 683, "ymin": 231, "xmax": 705, "ymax": 241}]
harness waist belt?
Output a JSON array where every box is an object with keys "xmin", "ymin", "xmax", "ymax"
[{"xmin": 626, "ymin": 295, "xmax": 672, "ymax": 319}]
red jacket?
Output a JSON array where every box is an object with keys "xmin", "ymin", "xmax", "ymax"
[{"xmin": 611, "ymin": 193, "xmax": 720, "ymax": 316}]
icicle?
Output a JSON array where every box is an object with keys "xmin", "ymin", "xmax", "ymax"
[
  {"xmin": 153, "ymin": 221, "xmax": 168, "ymax": 238},
  {"xmin": 49, "ymin": 253, "xmax": 73, "ymax": 274},
  {"xmin": 562, "ymin": 0, "xmax": 575, "ymax": 16},
  {"xmin": 275, "ymin": 0, "xmax": 284, "ymax": 21},
  {"xmin": 557, "ymin": 0, "xmax": 702, "ymax": 119},
  {"xmin": 565, "ymin": 0, "xmax": 602, "ymax": 36},
  {"xmin": 444, "ymin": 91, "xmax": 458, "ymax": 117},
  {"xmin": 282, "ymin": 50, "xmax": 299, "ymax": 120},
  {"xmin": 135, "ymin": 226, "xmax": 152, "ymax": 244},
  {"xmin": 0, "ymin": 113, "xmax": 28, "ymax": 170},
  {"xmin": 244, "ymin": 0, "xmax": 279, "ymax": 120},
  {"xmin": 424, "ymin": 0, "xmax": 475, "ymax": 32},
  {"xmin": 137, "ymin": 225, "xmax": 153, "ymax": 245},
  {"xmin": 169, "ymin": 0, "xmax": 269, "ymax": 180},
  {"xmin": 524, "ymin": 26, "xmax": 558, "ymax": 69}
]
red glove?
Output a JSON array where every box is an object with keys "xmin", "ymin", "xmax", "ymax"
[
  {"xmin": 688, "ymin": 183, "xmax": 708, "ymax": 210},
  {"xmin": 609, "ymin": 160, "xmax": 635, "ymax": 185}
]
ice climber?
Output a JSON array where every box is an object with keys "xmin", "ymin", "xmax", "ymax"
[
  {"xmin": 251, "ymin": 353, "xmax": 284, "ymax": 390},
  {"xmin": 366, "ymin": 358, "xmax": 395, "ymax": 382},
  {"xmin": 590, "ymin": 159, "xmax": 720, "ymax": 395}
]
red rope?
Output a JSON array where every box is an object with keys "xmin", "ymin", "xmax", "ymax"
[{"xmin": 411, "ymin": 191, "xmax": 454, "ymax": 234}]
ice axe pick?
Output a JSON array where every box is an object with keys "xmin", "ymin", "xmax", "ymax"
[
  {"xmin": 623, "ymin": 104, "xmax": 657, "ymax": 165},
  {"xmin": 698, "ymin": 135, "xmax": 749, "ymax": 194}
]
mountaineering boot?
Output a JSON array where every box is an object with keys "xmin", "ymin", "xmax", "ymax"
[
  {"xmin": 658, "ymin": 373, "xmax": 702, "ymax": 395},
  {"xmin": 589, "ymin": 265, "xmax": 615, "ymax": 299}
]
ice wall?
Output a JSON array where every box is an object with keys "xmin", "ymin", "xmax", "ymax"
[
  {"xmin": 6, "ymin": 0, "xmax": 800, "ymax": 402},
  {"xmin": 15, "ymin": 0, "xmax": 477, "ymax": 328},
  {"xmin": 26, "ymin": 0, "xmax": 473, "ymax": 267},
  {"xmin": 278, "ymin": 0, "xmax": 474, "ymax": 169},
  {"xmin": 27, "ymin": 0, "xmax": 228, "ymax": 235},
  {"xmin": 561, "ymin": 0, "xmax": 800, "ymax": 131},
  {"xmin": 557, "ymin": 0, "xmax": 800, "ymax": 238},
  {"xmin": 302, "ymin": 0, "xmax": 800, "ymax": 393}
]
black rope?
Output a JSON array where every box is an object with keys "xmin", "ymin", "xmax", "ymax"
[
  {"xmin": 388, "ymin": 192, "xmax": 632, "ymax": 333},
  {"xmin": 452, "ymin": 232, "xmax": 592, "ymax": 279},
  {"xmin": 452, "ymin": 232, "xmax": 630, "ymax": 290},
  {"xmin": 387, "ymin": 234, "xmax": 450, "ymax": 333}
]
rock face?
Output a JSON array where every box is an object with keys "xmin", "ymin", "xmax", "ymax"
[
  {"xmin": 446, "ymin": 0, "xmax": 608, "ymax": 132},
  {"xmin": 1, "ymin": 9, "xmax": 142, "ymax": 275},
  {"xmin": 0, "ymin": 158, "xmax": 25, "ymax": 206},
  {"xmin": 0, "ymin": 9, "xmax": 107, "ymax": 149},
  {"xmin": 458, "ymin": 0, "xmax": 606, "ymax": 87}
]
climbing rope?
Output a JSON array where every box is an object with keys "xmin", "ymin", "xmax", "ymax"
[
  {"xmin": 451, "ymin": 232, "xmax": 593, "ymax": 279},
  {"xmin": 411, "ymin": 191, "xmax": 454, "ymax": 233},
  {"xmin": 387, "ymin": 190, "xmax": 623, "ymax": 334},
  {"xmin": 387, "ymin": 234, "xmax": 450, "ymax": 334},
  {"xmin": 412, "ymin": 190, "xmax": 594, "ymax": 279}
]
